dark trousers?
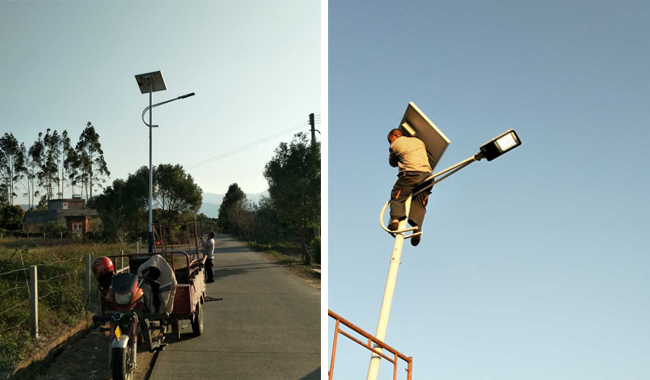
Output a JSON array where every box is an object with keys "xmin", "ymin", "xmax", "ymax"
[
  {"xmin": 389, "ymin": 171, "xmax": 432, "ymax": 228},
  {"xmin": 205, "ymin": 258, "xmax": 214, "ymax": 281}
]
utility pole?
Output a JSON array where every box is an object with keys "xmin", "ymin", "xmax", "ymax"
[{"xmin": 309, "ymin": 113, "xmax": 316, "ymax": 146}]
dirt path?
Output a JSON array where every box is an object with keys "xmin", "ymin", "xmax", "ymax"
[{"xmin": 34, "ymin": 328, "xmax": 155, "ymax": 380}]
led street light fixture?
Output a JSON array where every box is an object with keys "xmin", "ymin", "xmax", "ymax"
[
  {"xmin": 478, "ymin": 129, "xmax": 521, "ymax": 161},
  {"xmin": 178, "ymin": 92, "xmax": 195, "ymax": 99}
]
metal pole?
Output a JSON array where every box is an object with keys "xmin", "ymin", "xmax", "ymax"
[
  {"xmin": 328, "ymin": 319, "xmax": 340, "ymax": 380},
  {"xmin": 86, "ymin": 254, "xmax": 92, "ymax": 305},
  {"xmin": 367, "ymin": 195, "xmax": 412, "ymax": 380},
  {"xmin": 309, "ymin": 113, "xmax": 316, "ymax": 146},
  {"xmin": 29, "ymin": 265, "xmax": 38, "ymax": 338},
  {"xmin": 148, "ymin": 82, "xmax": 154, "ymax": 253},
  {"xmin": 194, "ymin": 221, "xmax": 200, "ymax": 261}
]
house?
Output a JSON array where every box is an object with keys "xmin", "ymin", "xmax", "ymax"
[{"xmin": 23, "ymin": 197, "xmax": 100, "ymax": 235}]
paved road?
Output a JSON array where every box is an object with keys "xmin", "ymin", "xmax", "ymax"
[{"xmin": 150, "ymin": 234, "xmax": 320, "ymax": 380}]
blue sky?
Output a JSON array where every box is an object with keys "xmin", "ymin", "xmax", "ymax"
[
  {"xmin": 328, "ymin": 1, "xmax": 650, "ymax": 379},
  {"xmin": 0, "ymin": 1, "xmax": 320, "ymax": 201}
]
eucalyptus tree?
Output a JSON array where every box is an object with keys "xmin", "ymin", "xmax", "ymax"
[
  {"xmin": 66, "ymin": 146, "xmax": 81, "ymax": 198},
  {"xmin": 0, "ymin": 132, "xmax": 25, "ymax": 205},
  {"xmin": 75, "ymin": 122, "xmax": 110, "ymax": 200},
  {"xmin": 40, "ymin": 129, "xmax": 60, "ymax": 200},
  {"xmin": 58, "ymin": 130, "xmax": 74, "ymax": 198},
  {"xmin": 25, "ymin": 134, "xmax": 44, "ymax": 209}
]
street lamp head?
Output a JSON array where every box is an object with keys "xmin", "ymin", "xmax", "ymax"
[
  {"xmin": 478, "ymin": 129, "xmax": 521, "ymax": 162},
  {"xmin": 135, "ymin": 71, "xmax": 167, "ymax": 94},
  {"xmin": 178, "ymin": 92, "xmax": 195, "ymax": 99}
]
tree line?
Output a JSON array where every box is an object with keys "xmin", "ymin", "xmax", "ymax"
[
  {"xmin": 0, "ymin": 123, "xmax": 109, "ymax": 231},
  {"xmin": 2, "ymin": 128, "xmax": 320, "ymax": 267},
  {"xmin": 0, "ymin": 122, "xmax": 109, "ymax": 209},
  {"xmin": 93, "ymin": 164, "xmax": 202, "ymax": 243},
  {"xmin": 216, "ymin": 133, "xmax": 320, "ymax": 265}
]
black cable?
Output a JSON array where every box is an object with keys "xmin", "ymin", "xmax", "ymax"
[{"xmin": 186, "ymin": 121, "xmax": 310, "ymax": 170}]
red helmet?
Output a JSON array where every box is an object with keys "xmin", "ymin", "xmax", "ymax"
[{"xmin": 92, "ymin": 256, "xmax": 114, "ymax": 278}]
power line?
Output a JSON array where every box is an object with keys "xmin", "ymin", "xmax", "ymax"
[{"xmin": 185, "ymin": 121, "xmax": 310, "ymax": 171}]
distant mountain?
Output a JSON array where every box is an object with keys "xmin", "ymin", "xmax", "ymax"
[{"xmin": 199, "ymin": 190, "xmax": 268, "ymax": 218}]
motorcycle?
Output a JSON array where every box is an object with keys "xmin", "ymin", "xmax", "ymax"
[
  {"xmin": 92, "ymin": 251, "xmax": 206, "ymax": 380},
  {"xmin": 93, "ymin": 270, "xmax": 169, "ymax": 380}
]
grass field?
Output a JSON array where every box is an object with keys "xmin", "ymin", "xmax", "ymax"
[{"xmin": 0, "ymin": 237, "xmax": 130, "ymax": 369}]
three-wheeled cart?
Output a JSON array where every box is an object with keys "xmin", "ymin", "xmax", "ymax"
[{"xmin": 99, "ymin": 250, "xmax": 207, "ymax": 342}]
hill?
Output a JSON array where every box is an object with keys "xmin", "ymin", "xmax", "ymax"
[{"xmin": 199, "ymin": 190, "xmax": 268, "ymax": 218}]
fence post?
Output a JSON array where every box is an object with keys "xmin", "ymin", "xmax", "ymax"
[
  {"xmin": 86, "ymin": 254, "xmax": 92, "ymax": 305},
  {"xmin": 136, "ymin": 240, "xmax": 140, "ymax": 254},
  {"xmin": 30, "ymin": 265, "xmax": 39, "ymax": 338},
  {"xmin": 120, "ymin": 250, "xmax": 124, "ymax": 271}
]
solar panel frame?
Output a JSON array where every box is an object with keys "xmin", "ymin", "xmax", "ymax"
[{"xmin": 398, "ymin": 102, "xmax": 451, "ymax": 172}]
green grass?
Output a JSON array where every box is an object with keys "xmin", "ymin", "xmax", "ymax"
[
  {"xmin": 0, "ymin": 237, "xmax": 130, "ymax": 369},
  {"xmin": 248, "ymin": 241, "xmax": 303, "ymax": 261},
  {"xmin": 246, "ymin": 241, "xmax": 320, "ymax": 284}
]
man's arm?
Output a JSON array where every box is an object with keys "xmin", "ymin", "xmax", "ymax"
[{"xmin": 389, "ymin": 149, "xmax": 399, "ymax": 167}]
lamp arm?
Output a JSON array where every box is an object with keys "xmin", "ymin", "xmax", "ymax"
[
  {"xmin": 412, "ymin": 154, "xmax": 481, "ymax": 197},
  {"xmin": 141, "ymin": 99, "xmax": 180, "ymax": 127},
  {"xmin": 380, "ymin": 152, "xmax": 483, "ymax": 234},
  {"xmin": 141, "ymin": 93, "xmax": 195, "ymax": 127}
]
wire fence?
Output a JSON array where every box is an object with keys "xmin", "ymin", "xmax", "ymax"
[
  {"xmin": 0, "ymin": 261, "xmax": 87, "ymax": 335},
  {"xmin": 0, "ymin": 238, "xmax": 134, "ymax": 368}
]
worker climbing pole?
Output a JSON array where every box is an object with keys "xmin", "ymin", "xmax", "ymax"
[{"xmin": 367, "ymin": 102, "xmax": 522, "ymax": 380}]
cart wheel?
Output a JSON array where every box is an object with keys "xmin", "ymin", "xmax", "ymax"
[{"xmin": 191, "ymin": 302, "xmax": 203, "ymax": 336}]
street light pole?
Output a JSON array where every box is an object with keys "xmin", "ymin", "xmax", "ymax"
[
  {"xmin": 135, "ymin": 70, "xmax": 195, "ymax": 254},
  {"xmin": 148, "ymin": 82, "xmax": 154, "ymax": 253},
  {"xmin": 367, "ymin": 196, "xmax": 412, "ymax": 380}
]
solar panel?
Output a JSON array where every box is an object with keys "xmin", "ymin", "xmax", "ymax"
[{"xmin": 398, "ymin": 102, "xmax": 451, "ymax": 171}]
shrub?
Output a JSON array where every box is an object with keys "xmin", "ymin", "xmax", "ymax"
[
  {"xmin": 38, "ymin": 222, "xmax": 73, "ymax": 239},
  {"xmin": 310, "ymin": 236, "xmax": 321, "ymax": 264}
]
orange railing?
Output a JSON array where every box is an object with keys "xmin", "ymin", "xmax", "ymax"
[{"xmin": 328, "ymin": 309, "xmax": 413, "ymax": 380}]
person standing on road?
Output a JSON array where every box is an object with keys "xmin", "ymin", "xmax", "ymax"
[{"xmin": 203, "ymin": 231, "xmax": 216, "ymax": 283}]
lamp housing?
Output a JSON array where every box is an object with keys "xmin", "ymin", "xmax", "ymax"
[{"xmin": 478, "ymin": 129, "xmax": 521, "ymax": 161}]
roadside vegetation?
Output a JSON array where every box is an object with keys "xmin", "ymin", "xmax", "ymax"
[
  {"xmin": 92, "ymin": 163, "xmax": 203, "ymax": 243},
  {"xmin": 0, "ymin": 237, "xmax": 128, "ymax": 370},
  {"xmin": 248, "ymin": 238, "xmax": 321, "ymax": 286},
  {"xmin": 217, "ymin": 133, "xmax": 321, "ymax": 267}
]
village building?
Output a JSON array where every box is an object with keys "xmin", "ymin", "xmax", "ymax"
[{"xmin": 23, "ymin": 197, "xmax": 100, "ymax": 235}]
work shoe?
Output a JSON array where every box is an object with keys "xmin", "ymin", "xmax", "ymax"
[
  {"xmin": 411, "ymin": 226, "xmax": 421, "ymax": 247},
  {"xmin": 388, "ymin": 220, "xmax": 399, "ymax": 231},
  {"xmin": 206, "ymin": 278, "xmax": 215, "ymax": 283}
]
